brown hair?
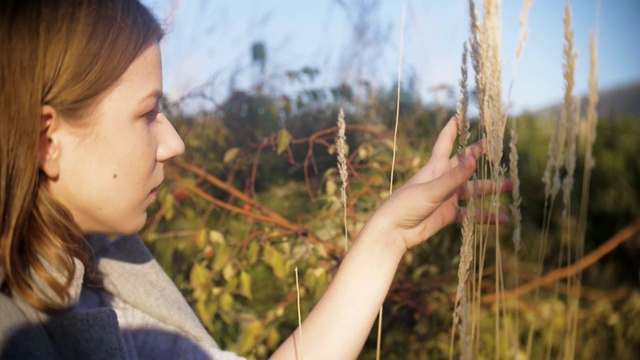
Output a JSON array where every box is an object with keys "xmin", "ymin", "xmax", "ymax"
[{"xmin": 0, "ymin": 0, "xmax": 163, "ymax": 312}]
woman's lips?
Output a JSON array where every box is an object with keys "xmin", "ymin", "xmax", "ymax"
[{"xmin": 150, "ymin": 183, "xmax": 161, "ymax": 197}]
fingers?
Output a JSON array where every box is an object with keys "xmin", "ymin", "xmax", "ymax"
[
  {"xmin": 458, "ymin": 179, "xmax": 513, "ymax": 199},
  {"xmin": 406, "ymin": 117, "xmax": 462, "ymax": 186},
  {"xmin": 450, "ymin": 139, "xmax": 484, "ymax": 168},
  {"xmin": 424, "ymin": 154, "xmax": 477, "ymax": 204},
  {"xmin": 430, "ymin": 116, "xmax": 459, "ymax": 163},
  {"xmin": 455, "ymin": 207, "xmax": 510, "ymax": 224}
]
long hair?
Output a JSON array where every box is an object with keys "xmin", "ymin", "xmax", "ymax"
[{"xmin": 0, "ymin": 0, "xmax": 163, "ymax": 312}]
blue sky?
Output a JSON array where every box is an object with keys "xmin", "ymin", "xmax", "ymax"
[{"xmin": 142, "ymin": 0, "xmax": 640, "ymax": 114}]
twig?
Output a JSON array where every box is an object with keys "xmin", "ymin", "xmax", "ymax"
[{"xmin": 482, "ymin": 217, "xmax": 640, "ymax": 303}]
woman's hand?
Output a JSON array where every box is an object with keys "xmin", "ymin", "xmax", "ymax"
[{"xmin": 366, "ymin": 116, "xmax": 511, "ymax": 250}]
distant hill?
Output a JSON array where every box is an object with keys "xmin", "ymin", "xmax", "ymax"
[{"xmin": 533, "ymin": 81, "xmax": 640, "ymax": 120}]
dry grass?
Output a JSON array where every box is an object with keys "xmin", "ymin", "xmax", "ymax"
[
  {"xmin": 457, "ymin": 42, "xmax": 470, "ymax": 152},
  {"xmin": 336, "ymin": 108, "xmax": 349, "ymax": 251},
  {"xmin": 376, "ymin": 3, "xmax": 408, "ymax": 359},
  {"xmin": 469, "ymin": 0, "xmax": 510, "ymax": 355},
  {"xmin": 295, "ymin": 267, "xmax": 304, "ymax": 360},
  {"xmin": 451, "ymin": 40, "xmax": 474, "ymax": 360},
  {"xmin": 454, "ymin": 0, "xmax": 540, "ymax": 357}
]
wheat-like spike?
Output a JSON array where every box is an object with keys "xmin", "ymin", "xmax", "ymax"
[
  {"xmin": 515, "ymin": 0, "xmax": 534, "ymax": 60},
  {"xmin": 480, "ymin": 1, "xmax": 509, "ymax": 356},
  {"xmin": 509, "ymin": 125, "xmax": 522, "ymax": 253},
  {"xmin": 560, "ymin": 0, "xmax": 577, "ymax": 216},
  {"xmin": 505, "ymin": 0, "xmax": 534, "ymax": 116},
  {"xmin": 454, "ymin": 190, "xmax": 476, "ymax": 328},
  {"xmin": 469, "ymin": 0, "xmax": 485, "ymax": 126},
  {"xmin": 543, "ymin": 1, "xmax": 574, "ymax": 203},
  {"xmin": 506, "ymin": 0, "xmax": 532, "ymax": 255},
  {"xmin": 336, "ymin": 108, "xmax": 349, "ymax": 251},
  {"xmin": 484, "ymin": 0, "xmax": 505, "ymax": 167},
  {"xmin": 467, "ymin": 0, "xmax": 485, "ymax": 354},
  {"xmin": 533, "ymin": 4, "xmax": 577, "ymax": 356},
  {"xmin": 451, "ymin": 41, "xmax": 473, "ymax": 359},
  {"xmin": 562, "ymin": 97, "xmax": 579, "ymax": 216},
  {"xmin": 578, "ymin": 31, "xmax": 599, "ymax": 252},
  {"xmin": 457, "ymin": 42, "xmax": 470, "ymax": 152},
  {"xmin": 508, "ymin": 119, "xmax": 523, "ymax": 357},
  {"xmin": 571, "ymin": 28, "xmax": 599, "ymax": 360},
  {"xmin": 587, "ymin": 32, "xmax": 599, "ymax": 151}
]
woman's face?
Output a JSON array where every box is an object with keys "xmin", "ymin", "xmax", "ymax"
[{"xmin": 47, "ymin": 44, "xmax": 184, "ymax": 234}]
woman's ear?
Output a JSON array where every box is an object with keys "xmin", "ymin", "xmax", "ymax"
[{"xmin": 39, "ymin": 105, "xmax": 61, "ymax": 179}]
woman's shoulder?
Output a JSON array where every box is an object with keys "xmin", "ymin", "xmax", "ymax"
[
  {"xmin": 0, "ymin": 291, "xmax": 29, "ymax": 331},
  {"xmin": 0, "ymin": 291, "xmax": 62, "ymax": 359}
]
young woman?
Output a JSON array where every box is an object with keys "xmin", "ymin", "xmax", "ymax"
[{"xmin": 0, "ymin": 0, "xmax": 508, "ymax": 358}]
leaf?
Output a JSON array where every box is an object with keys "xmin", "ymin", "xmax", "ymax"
[
  {"xmin": 264, "ymin": 245, "xmax": 287, "ymax": 279},
  {"xmin": 195, "ymin": 298, "xmax": 217, "ymax": 322},
  {"xmin": 326, "ymin": 178, "xmax": 337, "ymax": 196},
  {"xmin": 266, "ymin": 327, "xmax": 280, "ymax": 349},
  {"xmin": 196, "ymin": 228, "xmax": 207, "ymax": 248},
  {"xmin": 163, "ymin": 191, "xmax": 175, "ymax": 221},
  {"xmin": 222, "ymin": 263, "xmax": 236, "ymax": 281},
  {"xmin": 327, "ymin": 144, "xmax": 336, "ymax": 155},
  {"xmin": 224, "ymin": 275, "xmax": 238, "ymax": 292},
  {"xmin": 208, "ymin": 230, "xmax": 225, "ymax": 244},
  {"xmin": 213, "ymin": 243, "xmax": 231, "ymax": 272},
  {"xmin": 181, "ymin": 177, "xmax": 197, "ymax": 190},
  {"xmin": 223, "ymin": 147, "xmax": 240, "ymax": 164},
  {"xmin": 238, "ymin": 320, "xmax": 264, "ymax": 354},
  {"xmin": 314, "ymin": 243, "xmax": 328, "ymax": 258},
  {"xmin": 219, "ymin": 291, "xmax": 234, "ymax": 312},
  {"xmin": 247, "ymin": 241, "xmax": 260, "ymax": 265},
  {"xmin": 240, "ymin": 271, "xmax": 252, "ymax": 300},
  {"xmin": 276, "ymin": 128, "xmax": 291, "ymax": 155},
  {"xmin": 189, "ymin": 263, "xmax": 210, "ymax": 290}
]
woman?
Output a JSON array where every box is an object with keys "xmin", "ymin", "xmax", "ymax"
[{"xmin": 0, "ymin": 0, "xmax": 508, "ymax": 358}]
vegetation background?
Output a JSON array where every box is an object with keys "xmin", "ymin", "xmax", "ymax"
[{"xmin": 141, "ymin": 0, "xmax": 640, "ymax": 358}]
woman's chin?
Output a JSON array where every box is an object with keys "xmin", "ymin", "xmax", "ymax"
[{"xmin": 81, "ymin": 213, "xmax": 148, "ymax": 236}]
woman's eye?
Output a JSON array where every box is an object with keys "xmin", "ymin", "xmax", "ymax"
[{"xmin": 144, "ymin": 109, "xmax": 160, "ymax": 123}]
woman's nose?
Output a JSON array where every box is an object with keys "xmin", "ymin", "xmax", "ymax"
[{"xmin": 155, "ymin": 113, "xmax": 185, "ymax": 162}]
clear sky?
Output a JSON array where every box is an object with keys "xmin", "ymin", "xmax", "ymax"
[{"xmin": 142, "ymin": 0, "xmax": 640, "ymax": 114}]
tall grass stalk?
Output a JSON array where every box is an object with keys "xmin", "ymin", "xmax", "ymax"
[
  {"xmin": 467, "ymin": 0, "xmax": 486, "ymax": 353},
  {"xmin": 465, "ymin": 0, "xmax": 509, "ymax": 355},
  {"xmin": 504, "ymin": 6, "xmax": 532, "ymax": 305},
  {"xmin": 530, "ymin": 2, "xmax": 578, "ymax": 358},
  {"xmin": 558, "ymin": 5, "xmax": 578, "ymax": 359},
  {"xmin": 467, "ymin": 0, "xmax": 481, "ymax": 352},
  {"xmin": 571, "ymin": 31, "xmax": 598, "ymax": 357},
  {"xmin": 508, "ymin": 123, "xmax": 522, "ymax": 354},
  {"xmin": 295, "ymin": 267, "xmax": 304, "ymax": 360},
  {"xmin": 558, "ymin": 3, "xmax": 579, "ymax": 352},
  {"xmin": 450, "ymin": 41, "xmax": 473, "ymax": 360},
  {"xmin": 540, "ymin": 1, "xmax": 575, "ymax": 268},
  {"xmin": 564, "ymin": 29, "xmax": 599, "ymax": 360},
  {"xmin": 400, "ymin": 0, "xmax": 595, "ymax": 357},
  {"xmin": 505, "ymin": 1, "xmax": 532, "ymax": 356},
  {"xmin": 376, "ymin": 2, "xmax": 407, "ymax": 359}
]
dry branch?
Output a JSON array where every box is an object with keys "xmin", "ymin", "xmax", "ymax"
[{"xmin": 482, "ymin": 217, "xmax": 640, "ymax": 303}]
